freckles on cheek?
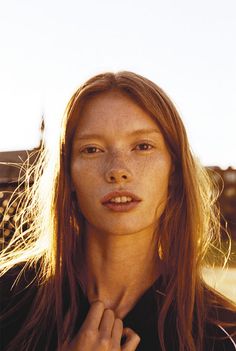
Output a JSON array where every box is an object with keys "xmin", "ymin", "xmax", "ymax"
[{"xmin": 135, "ymin": 157, "xmax": 153, "ymax": 175}]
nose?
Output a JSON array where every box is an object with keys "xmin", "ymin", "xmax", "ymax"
[
  {"xmin": 105, "ymin": 168, "xmax": 133, "ymax": 183},
  {"xmin": 104, "ymin": 151, "xmax": 134, "ymax": 183}
]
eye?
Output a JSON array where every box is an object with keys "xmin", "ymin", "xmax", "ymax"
[
  {"xmin": 81, "ymin": 146, "xmax": 101, "ymax": 154},
  {"xmin": 80, "ymin": 142, "xmax": 154, "ymax": 155},
  {"xmin": 135, "ymin": 143, "xmax": 154, "ymax": 151}
]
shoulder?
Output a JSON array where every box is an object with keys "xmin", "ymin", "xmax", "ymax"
[
  {"xmin": 204, "ymin": 304, "xmax": 236, "ymax": 350},
  {"xmin": 0, "ymin": 263, "xmax": 39, "ymax": 349},
  {"xmin": 0, "ymin": 263, "xmax": 38, "ymax": 307},
  {"xmin": 200, "ymin": 283, "xmax": 236, "ymax": 349},
  {"xmin": 0, "ymin": 264, "xmax": 37, "ymax": 326},
  {"xmin": 204, "ymin": 321, "xmax": 236, "ymax": 350}
]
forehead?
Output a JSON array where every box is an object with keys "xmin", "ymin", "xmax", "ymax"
[{"xmin": 75, "ymin": 90, "xmax": 160, "ymax": 134}]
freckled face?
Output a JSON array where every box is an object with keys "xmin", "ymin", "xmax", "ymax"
[{"xmin": 70, "ymin": 90, "xmax": 172, "ymax": 236}]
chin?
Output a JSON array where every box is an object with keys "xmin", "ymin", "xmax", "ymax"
[{"xmin": 97, "ymin": 222, "xmax": 148, "ymax": 237}]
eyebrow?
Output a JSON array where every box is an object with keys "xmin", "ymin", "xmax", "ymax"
[{"xmin": 75, "ymin": 128, "xmax": 161, "ymax": 141}]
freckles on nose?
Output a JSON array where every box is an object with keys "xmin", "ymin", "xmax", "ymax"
[
  {"xmin": 101, "ymin": 154, "xmax": 130, "ymax": 181},
  {"xmin": 103, "ymin": 153, "xmax": 127, "ymax": 169}
]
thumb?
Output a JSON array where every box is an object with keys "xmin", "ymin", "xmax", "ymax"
[{"xmin": 121, "ymin": 327, "xmax": 141, "ymax": 351}]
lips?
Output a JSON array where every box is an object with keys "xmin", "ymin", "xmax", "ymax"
[{"xmin": 100, "ymin": 190, "xmax": 142, "ymax": 204}]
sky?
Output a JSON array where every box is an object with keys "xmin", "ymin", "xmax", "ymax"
[{"xmin": 0, "ymin": 0, "xmax": 235, "ymax": 168}]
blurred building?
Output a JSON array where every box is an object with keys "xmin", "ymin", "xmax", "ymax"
[
  {"xmin": 0, "ymin": 116, "xmax": 44, "ymax": 249},
  {"xmin": 0, "ymin": 149, "xmax": 39, "ymax": 249},
  {"xmin": 208, "ymin": 166, "xmax": 236, "ymax": 240}
]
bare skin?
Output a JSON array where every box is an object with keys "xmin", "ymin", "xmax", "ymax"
[
  {"xmin": 80, "ymin": 222, "xmax": 162, "ymax": 319},
  {"xmin": 69, "ymin": 90, "xmax": 172, "ymax": 349}
]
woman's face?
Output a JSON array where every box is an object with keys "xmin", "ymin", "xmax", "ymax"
[{"xmin": 70, "ymin": 90, "xmax": 172, "ymax": 236}]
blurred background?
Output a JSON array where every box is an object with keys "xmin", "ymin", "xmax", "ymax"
[{"xmin": 0, "ymin": 0, "xmax": 235, "ymax": 301}]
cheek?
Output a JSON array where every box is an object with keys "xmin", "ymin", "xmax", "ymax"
[
  {"xmin": 146, "ymin": 155, "xmax": 171, "ymax": 187},
  {"xmin": 71, "ymin": 162, "xmax": 98, "ymax": 208},
  {"xmin": 71, "ymin": 163, "xmax": 85, "ymax": 198},
  {"xmin": 71, "ymin": 161, "xmax": 95, "ymax": 186},
  {"xmin": 147, "ymin": 159, "xmax": 171, "ymax": 210}
]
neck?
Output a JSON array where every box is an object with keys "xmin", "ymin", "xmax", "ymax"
[{"xmin": 78, "ymin": 222, "xmax": 162, "ymax": 319}]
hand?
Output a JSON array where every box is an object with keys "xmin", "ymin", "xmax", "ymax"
[{"xmin": 60, "ymin": 300, "xmax": 141, "ymax": 351}]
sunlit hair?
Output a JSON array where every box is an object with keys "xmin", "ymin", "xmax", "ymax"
[{"xmin": 0, "ymin": 71, "xmax": 236, "ymax": 351}]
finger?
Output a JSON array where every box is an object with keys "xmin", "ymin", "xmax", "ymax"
[
  {"xmin": 111, "ymin": 318, "xmax": 123, "ymax": 349},
  {"xmin": 99, "ymin": 309, "xmax": 115, "ymax": 337},
  {"xmin": 81, "ymin": 300, "xmax": 105, "ymax": 331},
  {"xmin": 121, "ymin": 328, "xmax": 141, "ymax": 351}
]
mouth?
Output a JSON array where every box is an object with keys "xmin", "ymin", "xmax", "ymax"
[
  {"xmin": 102, "ymin": 200, "xmax": 141, "ymax": 212},
  {"xmin": 100, "ymin": 190, "xmax": 142, "ymax": 212},
  {"xmin": 101, "ymin": 190, "xmax": 142, "ymax": 204}
]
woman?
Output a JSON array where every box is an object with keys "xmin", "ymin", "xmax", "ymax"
[{"xmin": 0, "ymin": 71, "xmax": 236, "ymax": 351}]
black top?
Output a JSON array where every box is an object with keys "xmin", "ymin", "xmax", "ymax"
[{"xmin": 0, "ymin": 265, "xmax": 236, "ymax": 351}]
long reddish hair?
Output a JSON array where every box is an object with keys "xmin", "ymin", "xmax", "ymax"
[{"xmin": 0, "ymin": 71, "xmax": 235, "ymax": 351}]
